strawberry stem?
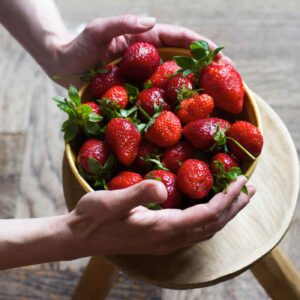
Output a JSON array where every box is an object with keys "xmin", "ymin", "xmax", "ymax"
[
  {"xmin": 226, "ymin": 137, "xmax": 256, "ymax": 160},
  {"xmin": 137, "ymin": 103, "xmax": 152, "ymax": 121}
]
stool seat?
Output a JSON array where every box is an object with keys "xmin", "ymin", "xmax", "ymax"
[{"xmin": 62, "ymin": 93, "xmax": 299, "ymax": 298}]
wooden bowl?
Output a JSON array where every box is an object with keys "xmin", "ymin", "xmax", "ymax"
[{"xmin": 65, "ymin": 48, "xmax": 262, "ymax": 193}]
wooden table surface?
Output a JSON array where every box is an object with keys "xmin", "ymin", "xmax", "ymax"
[{"xmin": 0, "ymin": 0, "xmax": 299, "ymax": 299}]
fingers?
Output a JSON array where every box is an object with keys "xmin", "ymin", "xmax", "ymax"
[
  {"xmin": 171, "ymin": 176, "xmax": 248, "ymax": 232},
  {"xmin": 156, "ymin": 24, "xmax": 218, "ymax": 49},
  {"xmin": 84, "ymin": 14, "xmax": 156, "ymax": 43},
  {"xmin": 184, "ymin": 184, "xmax": 256, "ymax": 241},
  {"xmin": 103, "ymin": 180, "xmax": 168, "ymax": 217},
  {"xmin": 153, "ymin": 183, "xmax": 255, "ymax": 254},
  {"xmin": 155, "ymin": 23, "xmax": 234, "ymax": 64}
]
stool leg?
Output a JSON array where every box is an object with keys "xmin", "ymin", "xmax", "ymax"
[
  {"xmin": 72, "ymin": 256, "xmax": 118, "ymax": 300},
  {"xmin": 251, "ymin": 246, "xmax": 300, "ymax": 299}
]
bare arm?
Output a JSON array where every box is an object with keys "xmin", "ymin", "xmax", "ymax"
[
  {"xmin": 0, "ymin": 178, "xmax": 255, "ymax": 270},
  {"xmin": 0, "ymin": 0, "xmax": 72, "ymax": 73},
  {"xmin": 0, "ymin": 0, "xmax": 231, "ymax": 88}
]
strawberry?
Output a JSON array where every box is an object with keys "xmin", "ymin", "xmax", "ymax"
[
  {"xmin": 209, "ymin": 153, "xmax": 239, "ymax": 174},
  {"xmin": 145, "ymin": 60, "xmax": 180, "ymax": 89},
  {"xmin": 183, "ymin": 118, "xmax": 230, "ymax": 150},
  {"xmin": 136, "ymin": 87, "xmax": 170, "ymax": 116},
  {"xmin": 165, "ymin": 74, "xmax": 194, "ymax": 103},
  {"xmin": 105, "ymin": 118, "xmax": 141, "ymax": 166},
  {"xmin": 84, "ymin": 101, "xmax": 102, "ymax": 116},
  {"xmin": 77, "ymin": 139, "xmax": 110, "ymax": 174},
  {"xmin": 53, "ymin": 85, "xmax": 103, "ymax": 141},
  {"xmin": 102, "ymin": 85, "xmax": 128, "ymax": 108},
  {"xmin": 107, "ymin": 171, "xmax": 142, "ymax": 190},
  {"xmin": 90, "ymin": 64, "xmax": 125, "ymax": 98},
  {"xmin": 177, "ymin": 93, "xmax": 214, "ymax": 124},
  {"xmin": 177, "ymin": 159, "xmax": 213, "ymax": 200},
  {"xmin": 199, "ymin": 63, "xmax": 244, "ymax": 114},
  {"xmin": 162, "ymin": 140, "xmax": 196, "ymax": 173},
  {"xmin": 120, "ymin": 42, "xmax": 160, "ymax": 82},
  {"xmin": 145, "ymin": 170, "xmax": 182, "ymax": 209},
  {"xmin": 173, "ymin": 41, "xmax": 243, "ymax": 114},
  {"xmin": 145, "ymin": 111, "xmax": 182, "ymax": 148},
  {"xmin": 132, "ymin": 141, "xmax": 160, "ymax": 173},
  {"xmin": 227, "ymin": 121, "xmax": 264, "ymax": 160}
]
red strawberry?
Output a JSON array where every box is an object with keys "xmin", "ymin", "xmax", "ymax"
[
  {"xmin": 77, "ymin": 139, "xmax": 110, "ymax": 174},
  {"xmin": 177, "ymin": 159, "xmax": 213, "ymax": 200},
  {"xmin": 177, "ymin": 93, "xmax": 214, "ymax": 124},
  {"xmin": 91, "ymin": 64, "xmax": 124, "ymax": 98},
  {"xmin": 137, "ymin": 87, "xmax": 170, "ymax": 116},
  {"xmin": 84, "ymin": 101, "xmax": 102, "ymax": 115},
  {"xmin": 199, "ymin": 63, "xmax": 244, "ymax": 114},
  {"xmin": 146, "ymin": 60, "xmax": 180, "ymax": 89},
  {"xmin": 120, "ymin": 42, "xmax": 160, "ymax": 82},
  {"xmin": 144, "ymin": 170, "xmax": 182, "ymax": 208},
  {"xmin": 227, "ymin": 121, "xmax": 263, "ymax": 160},
  {"xmin": 162, "ymin": 141, "xmax": 196, "ymax": 173},
  {"xmin": 209, "ymin": 153, "xmax": 239, "ymax": 174},
  {"xmin": 105, "ymin": 118, "xmax": 141, "ymax": 166},
  {"xmin": 165, "ymin": 74, "xmax": 194, "ymax": 103},
  {"xmin": 145, "ymin": 111, "xmax": 182, "ymax": 148},
  {"xmin": 102, "ymin": 85, "xmax": 128, "ymax": 108},
  {"xmin": 107, "ymin": 171, "xmax": 142, "ymax": 190},
  {"xmin": 132, "ymin": 141, "xmax": 160, "ymax": 173},
  {"xmin": 183, "ymin": 118, "xmax": 230, "ymax": 150}
]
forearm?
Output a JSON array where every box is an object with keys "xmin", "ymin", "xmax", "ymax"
[
  {"xmin": 0, "ymin": 0, "xmax": 73, "ymax": 73},
  {"xmin": 0, "ymin": 214, "xmax": 76, "ymax": 270}
]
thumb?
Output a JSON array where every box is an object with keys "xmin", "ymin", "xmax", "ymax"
[
  {"xmin": 85, "ymin": 14, "xmax": 156, "ymax": 42},
  {"xmin": 105, "ymin": 180, "xmax": 168, "ymax": 217}
]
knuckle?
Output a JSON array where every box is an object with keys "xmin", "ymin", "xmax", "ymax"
[
  {"xmin": 207, "ymin": 208, "xmax": 221, "ymax": 222},
  {"xmin": 84, "ymin": 19, "xmax": 101, "ymax": 37},
  {"xmin": 118, "ymin": 14, "xmax": 135, "ymax": 26},
  {"xmin": 228, "ymin": 188, "xmax": 241, "ymax": 200},
  {"xmin": 214, "ymin": 220, "xmax": 225, "ymax": 232}
]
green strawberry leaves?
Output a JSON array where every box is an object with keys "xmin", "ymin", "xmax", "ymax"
[
  {"xmin": 125, "ymin": 83, "xmax": 139, "ymax": 104},
  {"xmin": 68, "ymin": 85, "xmax": 81, "ymax": 106},
  {"xmin": 53, "ymin": 85, "xmax": 103, "ymax": 141},
  {"xmin": 145, "ymin": 203, "xmax": 163, "ymax": 210},
  {"xmin": 143, "ymin": 155, "xmax": 169, "ymax": 171},
  {"xmin": 98, "ymin": 98, "xmax": 137, "ymax": 120},
  {"xmin": 80, "ymin": 61, "xmax": 108, "ymax": 82},
  {"xmin": 213, "ymin": 123, "xmax": 227, "ymax": 146},
  {"xmin": 78, "ymin": 155, "xmax": 116, "ymax": 190},
  {"xmin": 212, "ymin": 123, "xmax": 256, "ymax": 160},
  {"xmin": 143, "ymin": 80, "xmax": 152, "ymax": 89},
  {"xmin": 212, "ymin": 161, "xmax": 248, "ymax": 195},
  {"xmin": 61, "ymin": 119, "xmax": 78, "ymax": 142},
  {"xmin": 174, "ymin": 40, "xmax": 224, "ymax": 76},
  {"xmin": 137, "ymin": 102, "xmax": 163, "ymax": 133}
]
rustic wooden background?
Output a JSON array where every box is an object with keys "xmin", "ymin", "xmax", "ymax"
[{"xmin": 0, "ymin": 0, "xmax": 299, "ymax": 299}]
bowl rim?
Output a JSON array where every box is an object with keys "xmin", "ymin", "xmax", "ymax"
[{"xmin": 65, "ymin": 47, "xmax": 262, "ymax": 194}]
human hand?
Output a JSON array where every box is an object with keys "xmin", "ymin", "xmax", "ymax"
[
  {"xmin": 47, "ymin": 14, "xmax": 232, "ymax": 88},
  {"xmin": 65, "ymin": 176, "xmax": 255, "ymax": 257}
]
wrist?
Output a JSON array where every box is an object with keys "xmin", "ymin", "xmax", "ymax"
[
  {"xmin": 61, "ymin": 210, "xmax": 94, "ymax": 260},
  {"xmin": 37, "ymin": 30, "xmax": 75, "ymax": 76}
]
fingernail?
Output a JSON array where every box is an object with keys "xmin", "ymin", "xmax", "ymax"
[
  {"xmin": 138, "ymin": 17, "xmax": 156, "ymax": 27},
  {"xmin": 248, "ymin": 185, "xmax": 256, "ymax": 197},
  {"xmin": 238, "ymin": 175, "xmax": 248, "ymax": 184}
]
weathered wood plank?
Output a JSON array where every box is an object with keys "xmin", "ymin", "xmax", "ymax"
[{"xmin": 0, "ymin": 0, "xmax": 299, "ymax": 299}]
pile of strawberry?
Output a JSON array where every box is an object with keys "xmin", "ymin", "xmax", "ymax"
[{"xmin": 53, "ymin": 40, "xmax": 264, "ymax": 209}]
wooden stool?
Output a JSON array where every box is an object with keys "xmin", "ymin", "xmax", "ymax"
[{"xmin": 63, "ymin": 94, "xmax": 300, "ymax": 299}]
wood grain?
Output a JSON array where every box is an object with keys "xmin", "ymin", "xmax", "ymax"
[
  {"xmin": 0, "ymin": 0, "xmax": 300, "ymax": 299},
  {"xmin": 251, "ymin": 247, "xmax": 300, "ymax": 300}
]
